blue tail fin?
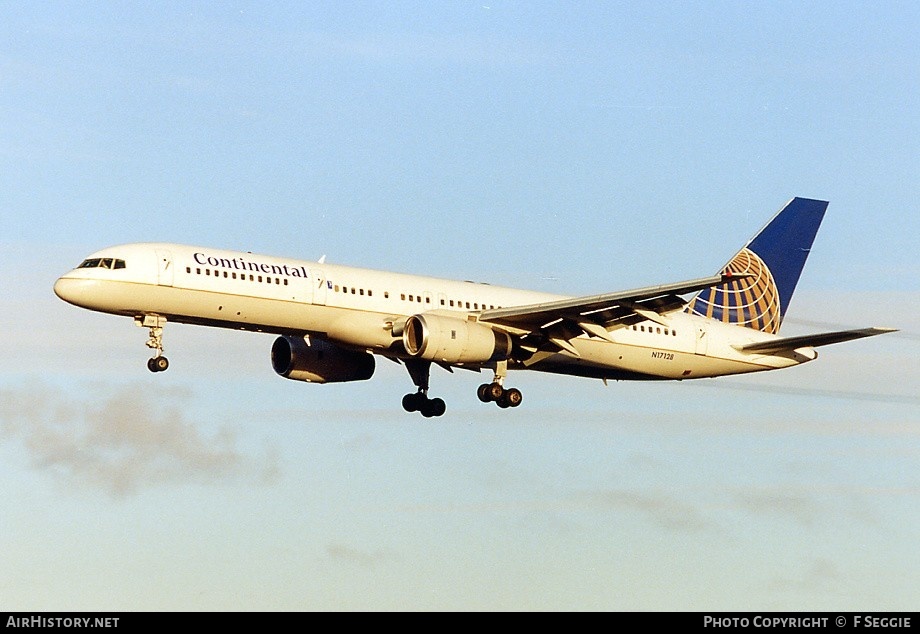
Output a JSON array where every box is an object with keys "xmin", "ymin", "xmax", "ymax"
[{"xmin": 686, "ymin": 197, "xmax": 828, "ymax": 333}]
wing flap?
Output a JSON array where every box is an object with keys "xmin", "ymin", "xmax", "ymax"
[{"xmin": 734, "ymin": 327, "xmax": 897, "ymax": 354}]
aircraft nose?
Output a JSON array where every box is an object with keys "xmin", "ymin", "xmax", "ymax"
[{"xmin": 54, "ymin": 277, "xmax": 84, "ymax": 305}]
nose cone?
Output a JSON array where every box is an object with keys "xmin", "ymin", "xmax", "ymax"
[{"xmin": 54, "ymin": 276, "xmax": 86, "ymax": 306}]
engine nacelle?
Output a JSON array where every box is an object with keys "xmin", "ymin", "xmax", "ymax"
[
  {"xmin": 402, "ymin": 314, "xmax": 512, "ymax": 364},
  {"xmin": 271, "ymin": 335, "xmax": 375, "ymax": 384}
]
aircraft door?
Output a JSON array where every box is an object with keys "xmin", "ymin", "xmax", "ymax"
[
  {"xmin": 694, "ymin": 325, "xmax": 709, "ymax": 355},
  {"xmin": 311, "ymin": 269, "xmax": 327, "ymax": 306},
  {"xmin": 155, "ymin": 250, "xmax": 174, "ymax": 287}
]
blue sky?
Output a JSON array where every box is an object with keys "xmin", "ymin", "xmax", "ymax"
[{"xmin": 1, "ymin": 1, "xmax": 918, "ymax": 610}]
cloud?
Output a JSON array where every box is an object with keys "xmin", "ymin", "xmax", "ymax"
[
  {"xmin": 0, "ymin": 382, "xmax": 279, "ymax": 497},
  {"xmin": 325, "ymin": 543, "xmax": 391, "ymax": 568},
  {"xmin": 731, "ymin": 490, "xmax": 822, "ymax": 527},
  {"xmin": 578, "ymin": 489, "xmax": 714, "ymax": 533}
]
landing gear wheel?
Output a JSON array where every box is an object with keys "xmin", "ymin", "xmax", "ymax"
[
  {"xmin": 483, "ymin": 382, "xmax": 504, "ymax": 402},
  {"xmin": 147, "ymin": 356, "xmax": 169, "ymax": 373},
  {"xmin": 477, "ymin": 381, "xmax": 522, "ymax": 409},
  {"xmin": 403, "ymin": 393, "xmax": 446, "ymax": 417},
  {"xmin": 423, "ymin": 397, "xmax": 446, "ymax": 418},
  {"xmin": 487, "ymin": 382, "xmax": 504, "ymax": 401},
  {"xmin": 402, "ymin": 392, "xmax": 423, "ymax": 413},
  {"xmin": 504, "ymin": 387, "xmax": 523, "ymax": 408}
]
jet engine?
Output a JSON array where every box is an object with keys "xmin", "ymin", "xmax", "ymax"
[
  {"xmin": 271, "ymin": 335, "xmax": 375, "ymax": 383},
  {"xmin": 402, "ymin": 314, "xmax": 512, "ymax": 364}
]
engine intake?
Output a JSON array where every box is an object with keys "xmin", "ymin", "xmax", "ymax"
[
  {"xmin": 403, "ymin": 314, "xmax": 511, "ymax": 364},
  {"xmin": 271, "ymin": 335, "xmax": 375, "ymax": 383}
]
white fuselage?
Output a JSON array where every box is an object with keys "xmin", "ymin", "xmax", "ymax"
[{"xmin": 54, "ymin": 243, "xmax": 815, "ymax": 381}]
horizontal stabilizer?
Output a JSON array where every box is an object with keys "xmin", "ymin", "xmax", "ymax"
[{"xmin": 735, "ymin": 327, "xmax": 897, "ymax": 354}]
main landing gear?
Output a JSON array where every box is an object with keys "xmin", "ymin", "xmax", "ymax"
[
  {"xmin": 477, "ymin": 382, "xmax": 523, "ymax": 408},
  {"xmin": 135, "ymin": 315, "xmax": 169, "ymax": 373},
  {"xmin": 402, "ymin": 359, "xmax": 446, "ymax": 417},
  {"xmin": 476, "ymin": 361, "xmax": 522, "ymax": 409},
  {"xmin": 400, "ymin": 359, "xmax": 523, "ymax": 417}
]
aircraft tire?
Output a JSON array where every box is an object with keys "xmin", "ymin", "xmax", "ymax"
[
  {"xmin": 148, "ymin": 357, "xmax": 169, "ymax": 373},
  {"xmin": 429, "ymin": 398, "xmax": 446, "ymax": 417},
  {"xmin": 504, "ymin": 388, "xmax": 523, "ymax": 408},
  {"xmin": 402, "ymin": 393, "xmax": 422, "ymax": 413},
  {"xmin": 486, "ymin": 382, "xmax": 504, "ymax": 401}
]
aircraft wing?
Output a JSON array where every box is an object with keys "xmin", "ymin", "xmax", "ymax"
[
  {"xmin": 734, "ymin": 327, "xmax": 898, "ymax": 354},
  {"xmin": 478, "ymin": 273, "xmax": 741, "ymax": 356}
]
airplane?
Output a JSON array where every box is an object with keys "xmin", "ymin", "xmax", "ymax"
[{"xmin": 54, "ymin": 197, "xmax": 895, "ymax": 417}]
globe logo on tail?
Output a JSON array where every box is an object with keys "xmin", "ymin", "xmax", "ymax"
[{"xmin": 686, "ymin": 248, "xmax": 782, "ymax": 334}]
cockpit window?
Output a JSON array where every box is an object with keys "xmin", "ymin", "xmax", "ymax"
[{"xmin": 78, "ymin": 258, "xmax": 126, "ymax": 269}]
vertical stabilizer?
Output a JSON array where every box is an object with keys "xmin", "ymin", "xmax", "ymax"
[{"xmin": 686, "ymin": 197, "xmax": 828, "ymax": 333}]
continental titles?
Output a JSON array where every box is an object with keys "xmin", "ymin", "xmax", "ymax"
[{"xmin": 193, "ymin": 253, "xmax": 309, "ymax": 279}]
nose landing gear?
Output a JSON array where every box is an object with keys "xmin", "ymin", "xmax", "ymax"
[{"xmin": 135, "ymin": 315, "xmax": 169, "ymax": 373}]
